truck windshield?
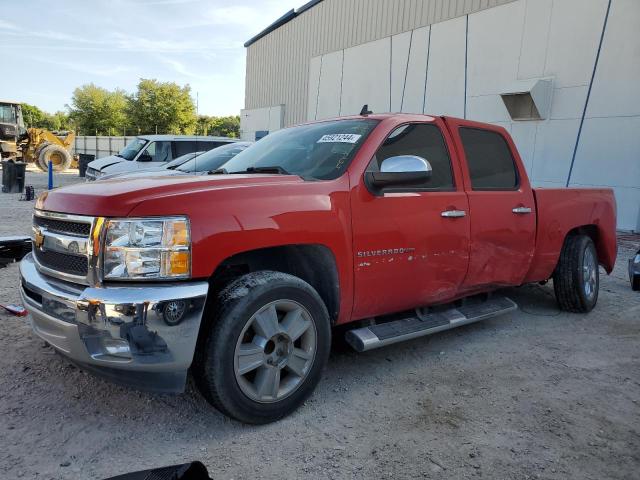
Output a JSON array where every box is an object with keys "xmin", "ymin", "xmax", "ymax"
[
  {"xmin": 223, "ymin": 119, "xmax": 380, "ymax": 180},
  {"xmin": 118, "ymin": 138, "xmax": 148, "ymax": 160},
  {"xmin": 0, "ymin": 104, "xmax": 17, "ymax": 124}
]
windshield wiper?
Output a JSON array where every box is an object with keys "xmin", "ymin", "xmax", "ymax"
[
  {"xmin": 208, "ymin": 168, "xmax": 228, "ymax": 175},
  {"xmin": 234, "ymin": 166, "xmax": 291, "ymax": 175}
]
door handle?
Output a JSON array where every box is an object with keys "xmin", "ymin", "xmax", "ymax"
[
  {"xmin": 441, "ymin": 210, "xmax": 466, "ymax": 218},
  {"xmin": 512, "ymin": 206, "xmax": 532, "ymax": 214}
]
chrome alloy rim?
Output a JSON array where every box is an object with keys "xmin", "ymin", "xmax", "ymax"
[
  {"xmin": 583, "ymin": 247, "xmax": 598, "ymax": 300},
  {"xmin": 234, "ymin": 300, "xmax": 317, "ymax": 403}
]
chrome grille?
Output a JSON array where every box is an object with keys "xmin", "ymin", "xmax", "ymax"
[
  {"xmin": 33, "ymin": 216, "xmax": 91, "ymax": 236},
  {"xmin": 32, "ymin": 210, "xmax": 96, "ymax": 285}
]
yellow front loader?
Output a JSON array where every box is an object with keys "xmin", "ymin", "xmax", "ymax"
[
  {"xmin": 22, "ymin": 128, "xmax": 76, "ymax": 172},
  {"xmin": 1, "ymin": 101, "xmax": 76, "ymax": 172}
]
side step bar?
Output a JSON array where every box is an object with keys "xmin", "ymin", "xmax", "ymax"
[{"xmin": 345, "ymin": 295, "xmax": 518, "ymax": 352}]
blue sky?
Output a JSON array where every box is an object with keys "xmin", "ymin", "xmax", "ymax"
[{"xmin": 1, "ymin": 0, "xmax": 294, "ymax": 116}]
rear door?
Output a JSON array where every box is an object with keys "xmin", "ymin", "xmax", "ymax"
[
  {"xmin": 445, "ymin": 118, "xmax": 536, "ymax": 288},
  {"xmin": 350, "ymin": 119, "xmax": 470, "ymax": 319}
]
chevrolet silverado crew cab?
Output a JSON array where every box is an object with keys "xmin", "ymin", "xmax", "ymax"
[{"xmin": 21, "ymin": 113, "xmax": 617, "ymax": 424}]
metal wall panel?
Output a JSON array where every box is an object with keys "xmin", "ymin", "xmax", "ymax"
[{"xmin": 245, "ymin": 0, "xmax": 516, "ymax": 126}]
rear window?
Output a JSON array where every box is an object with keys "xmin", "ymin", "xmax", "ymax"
[{"xmin": 459, "ymin": 128, "xmax": 518, "ymax": 190}]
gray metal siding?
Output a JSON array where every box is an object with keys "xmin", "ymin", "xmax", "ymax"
[{"xmin": 245, "ymin": 0, "xmax": 517, "ymax": 126}]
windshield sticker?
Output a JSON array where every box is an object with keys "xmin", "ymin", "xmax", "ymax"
[{"xmin": 317, "ymin": 133, "xmax": 362, "ymax": 144}]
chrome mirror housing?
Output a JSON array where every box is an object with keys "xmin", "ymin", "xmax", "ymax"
[
  {"xmin": 365, "ymin": 155, "xmax": 433, "ymax": 194},
  {"xmin": 380, "ymin": 155, "xmax": 432, "ymax": 174}
]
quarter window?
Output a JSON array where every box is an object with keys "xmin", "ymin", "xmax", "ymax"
[
  {"xmin": 368, "ymin": 123, "xmax": 454, "ymax": 190},
  {"xmin": 459, "ymin": 128, "xmax": 518, "ymax": 190}
]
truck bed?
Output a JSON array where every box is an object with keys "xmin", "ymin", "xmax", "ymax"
[{"xmin": 524, "ymin": 187, "xmax": 617, "ymax": 282}]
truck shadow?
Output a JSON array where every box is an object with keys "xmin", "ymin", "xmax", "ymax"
[{"xmin": 19, "ymin": 283, "xmax": 566, "ymax": 438}]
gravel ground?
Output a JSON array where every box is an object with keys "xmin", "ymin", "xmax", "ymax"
[{"xmin": 1, "ymin": 169, "xmax": 639, "ymax": 480}]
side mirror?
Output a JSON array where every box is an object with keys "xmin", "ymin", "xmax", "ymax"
[
  {"xmin": 138, "ymin": 153, "xmax": 152, "ymax": 162},
  {"xmin": 365, "ymin": 155, "xmax": 432, "ymax": 193}
]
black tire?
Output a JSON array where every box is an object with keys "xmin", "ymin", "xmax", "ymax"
[
  {"xmin": 553, "ymin": 234, "xmax": 599, "ymax": 313},
  {"xmin": 38, "ymin": 144, "xmax": 71, "ymax": 172},
  {"xmin": 194, "ymin": 271, "xmax": 331, "ymax": 424}
]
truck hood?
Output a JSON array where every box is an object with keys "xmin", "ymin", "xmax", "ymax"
[
  {"xmin": 87, "ymin": 155, "xmax": 126, "ymax": 171},
  {"xmin": 37, "ymin": 174, "xmax": 305, "ymax": 217}
]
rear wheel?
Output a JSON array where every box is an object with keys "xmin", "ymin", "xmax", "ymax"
[
  {"xmin": 194, "ymin": 271, "xmax": 331, "ymax": 424},
  {"xmin": 553, "ymin": 234, "xmax": 599, "ymax": 313}
]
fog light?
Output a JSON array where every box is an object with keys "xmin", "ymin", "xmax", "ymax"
[{"xmin": 101, "ymin": 337, "xmax": 131, "ymax": 358}]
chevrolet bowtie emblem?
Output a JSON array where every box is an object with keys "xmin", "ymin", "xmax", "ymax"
[{"xmin": 33, "ymin": 227, "xmax": 45, "ymax": 249}]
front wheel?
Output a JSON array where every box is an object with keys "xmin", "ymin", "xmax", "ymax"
[
  {"xmin": 194, "ymin": 271, "xmax": 331, "ymax": 424},
  {"xmin": 553, "ymin": 234, "xmax": 599, "ymax": 313}
]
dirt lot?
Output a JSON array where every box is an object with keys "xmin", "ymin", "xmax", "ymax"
[{"xmin": 1, "ymin": 169, "xmax": 639, "ymax": 479}]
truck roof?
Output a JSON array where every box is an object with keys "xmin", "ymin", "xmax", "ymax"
[{"xmin": 308, "ymin": 112, "xmax": 502, "ymax": 130}]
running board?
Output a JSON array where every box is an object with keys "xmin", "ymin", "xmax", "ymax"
[{"xmin": 345, "ymin": 296, "xmax": 518, "ymax": 352}]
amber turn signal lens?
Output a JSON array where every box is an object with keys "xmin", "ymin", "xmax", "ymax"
[
  {"xmin": 166, "ymin": 220, "xmax": 189, "ymax": 247},
  {"xmin": 168, "ymin": 251, "xmax": 190, "ymax": 275}
]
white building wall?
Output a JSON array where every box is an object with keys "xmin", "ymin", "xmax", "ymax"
[
  {"xmin": 570, "ymin": 0, "xmax": 640, "ymax": 231},
  {"xmin": 245, "ymin": 0, "xmax": 518, "ymax": 127},
  {"xmin": 402, "ymin": 26, "xmax": 430, "ymax": 114},
  {"xmin": 426, "ymin": 17, "xmax": 466, "ymax": 118},
  {"xmin": 296, "ymin": 0, "xmax": 639, "ymax": 231},
  {"xmin": 239, "ymin": 105, "xmax": 284, "ymax": 141}
]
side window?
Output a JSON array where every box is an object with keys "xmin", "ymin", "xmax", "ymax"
[
  {"xmin": 368, "ymin": 123, "xmax": 454, "ymax": 190},
  {"xmin": 174, "ymin": 141, "xmax": 196, "ymax": 157},
  {"xmin": 459, "ymin": 128, "xmax": 518, "ymax": 190},
  {"xmin": 143, "ymin": 141, "xmax": 173, "ymax": 162}
]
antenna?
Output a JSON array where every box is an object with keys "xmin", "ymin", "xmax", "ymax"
[
  {"xmin": 359, "ymin": 104, "xmax": 373, "ymax": 116},
  {"xmin": 195, "ymin": 91, "xmax": 199, "ymax": 172}
]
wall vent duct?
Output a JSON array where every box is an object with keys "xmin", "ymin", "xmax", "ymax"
[{"xmin": 500, "ymin": 79, "xmax": 552, "ymax": 121}]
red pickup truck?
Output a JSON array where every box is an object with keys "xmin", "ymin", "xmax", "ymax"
[{"xmin": 20, "ymin": 113, "xmax": 617, "ymax": 423}]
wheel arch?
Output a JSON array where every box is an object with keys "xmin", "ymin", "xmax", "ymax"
[
  {"xmin": 206, "ymin": 243, "xmax": 341, "ymax": 323},
  {"xmin": 562, "ymin": 224, "xmax": 614, "ymax": 273}
]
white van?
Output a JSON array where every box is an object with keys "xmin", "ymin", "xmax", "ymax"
[{"xmin": 85, "ymin": 135, "xmax": 239, "ymax": 181}]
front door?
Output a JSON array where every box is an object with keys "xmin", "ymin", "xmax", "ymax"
[
  {"xmin": 350, "ymin": 121, "xmax": 470, "ymax": 320},
  {"xmin": 446, "ymin": 119, "xmax": 536, "ymax": 289},
  {"xmin": 136, "ymin": 141, "xmax": 173, "ymax": 168}
]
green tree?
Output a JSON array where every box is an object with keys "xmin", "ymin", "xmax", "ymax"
[
  {"xmin": 49, "ymin": 111, "xmax": 74, "ymax": 131},
  {"xmin": 197, "ymin": 115, "xmax": 240, "ymax": 137},
  {"xmin": 68, "ymin": 83, "xmax": 128, "ymax": 135},
  {"xmin": 20, "ymin": 104, "xmax": 73, "ymax": 131},
  {"xmin": 21, "ymin": 103, "xmax": 47, "ymax": 128},
  {"xmin": 127, "ymin": 79, "xmax": 197, "ymax": 134}
]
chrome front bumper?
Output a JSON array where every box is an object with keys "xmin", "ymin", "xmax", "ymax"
[{"xmin": 19, "ymin": 253, "xmax": 208, "ymax": 392}]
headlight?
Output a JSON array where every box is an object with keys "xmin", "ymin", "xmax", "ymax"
[{"xmin": 103, "ymin": 217, "xmax": 191, "ymax": 280}]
